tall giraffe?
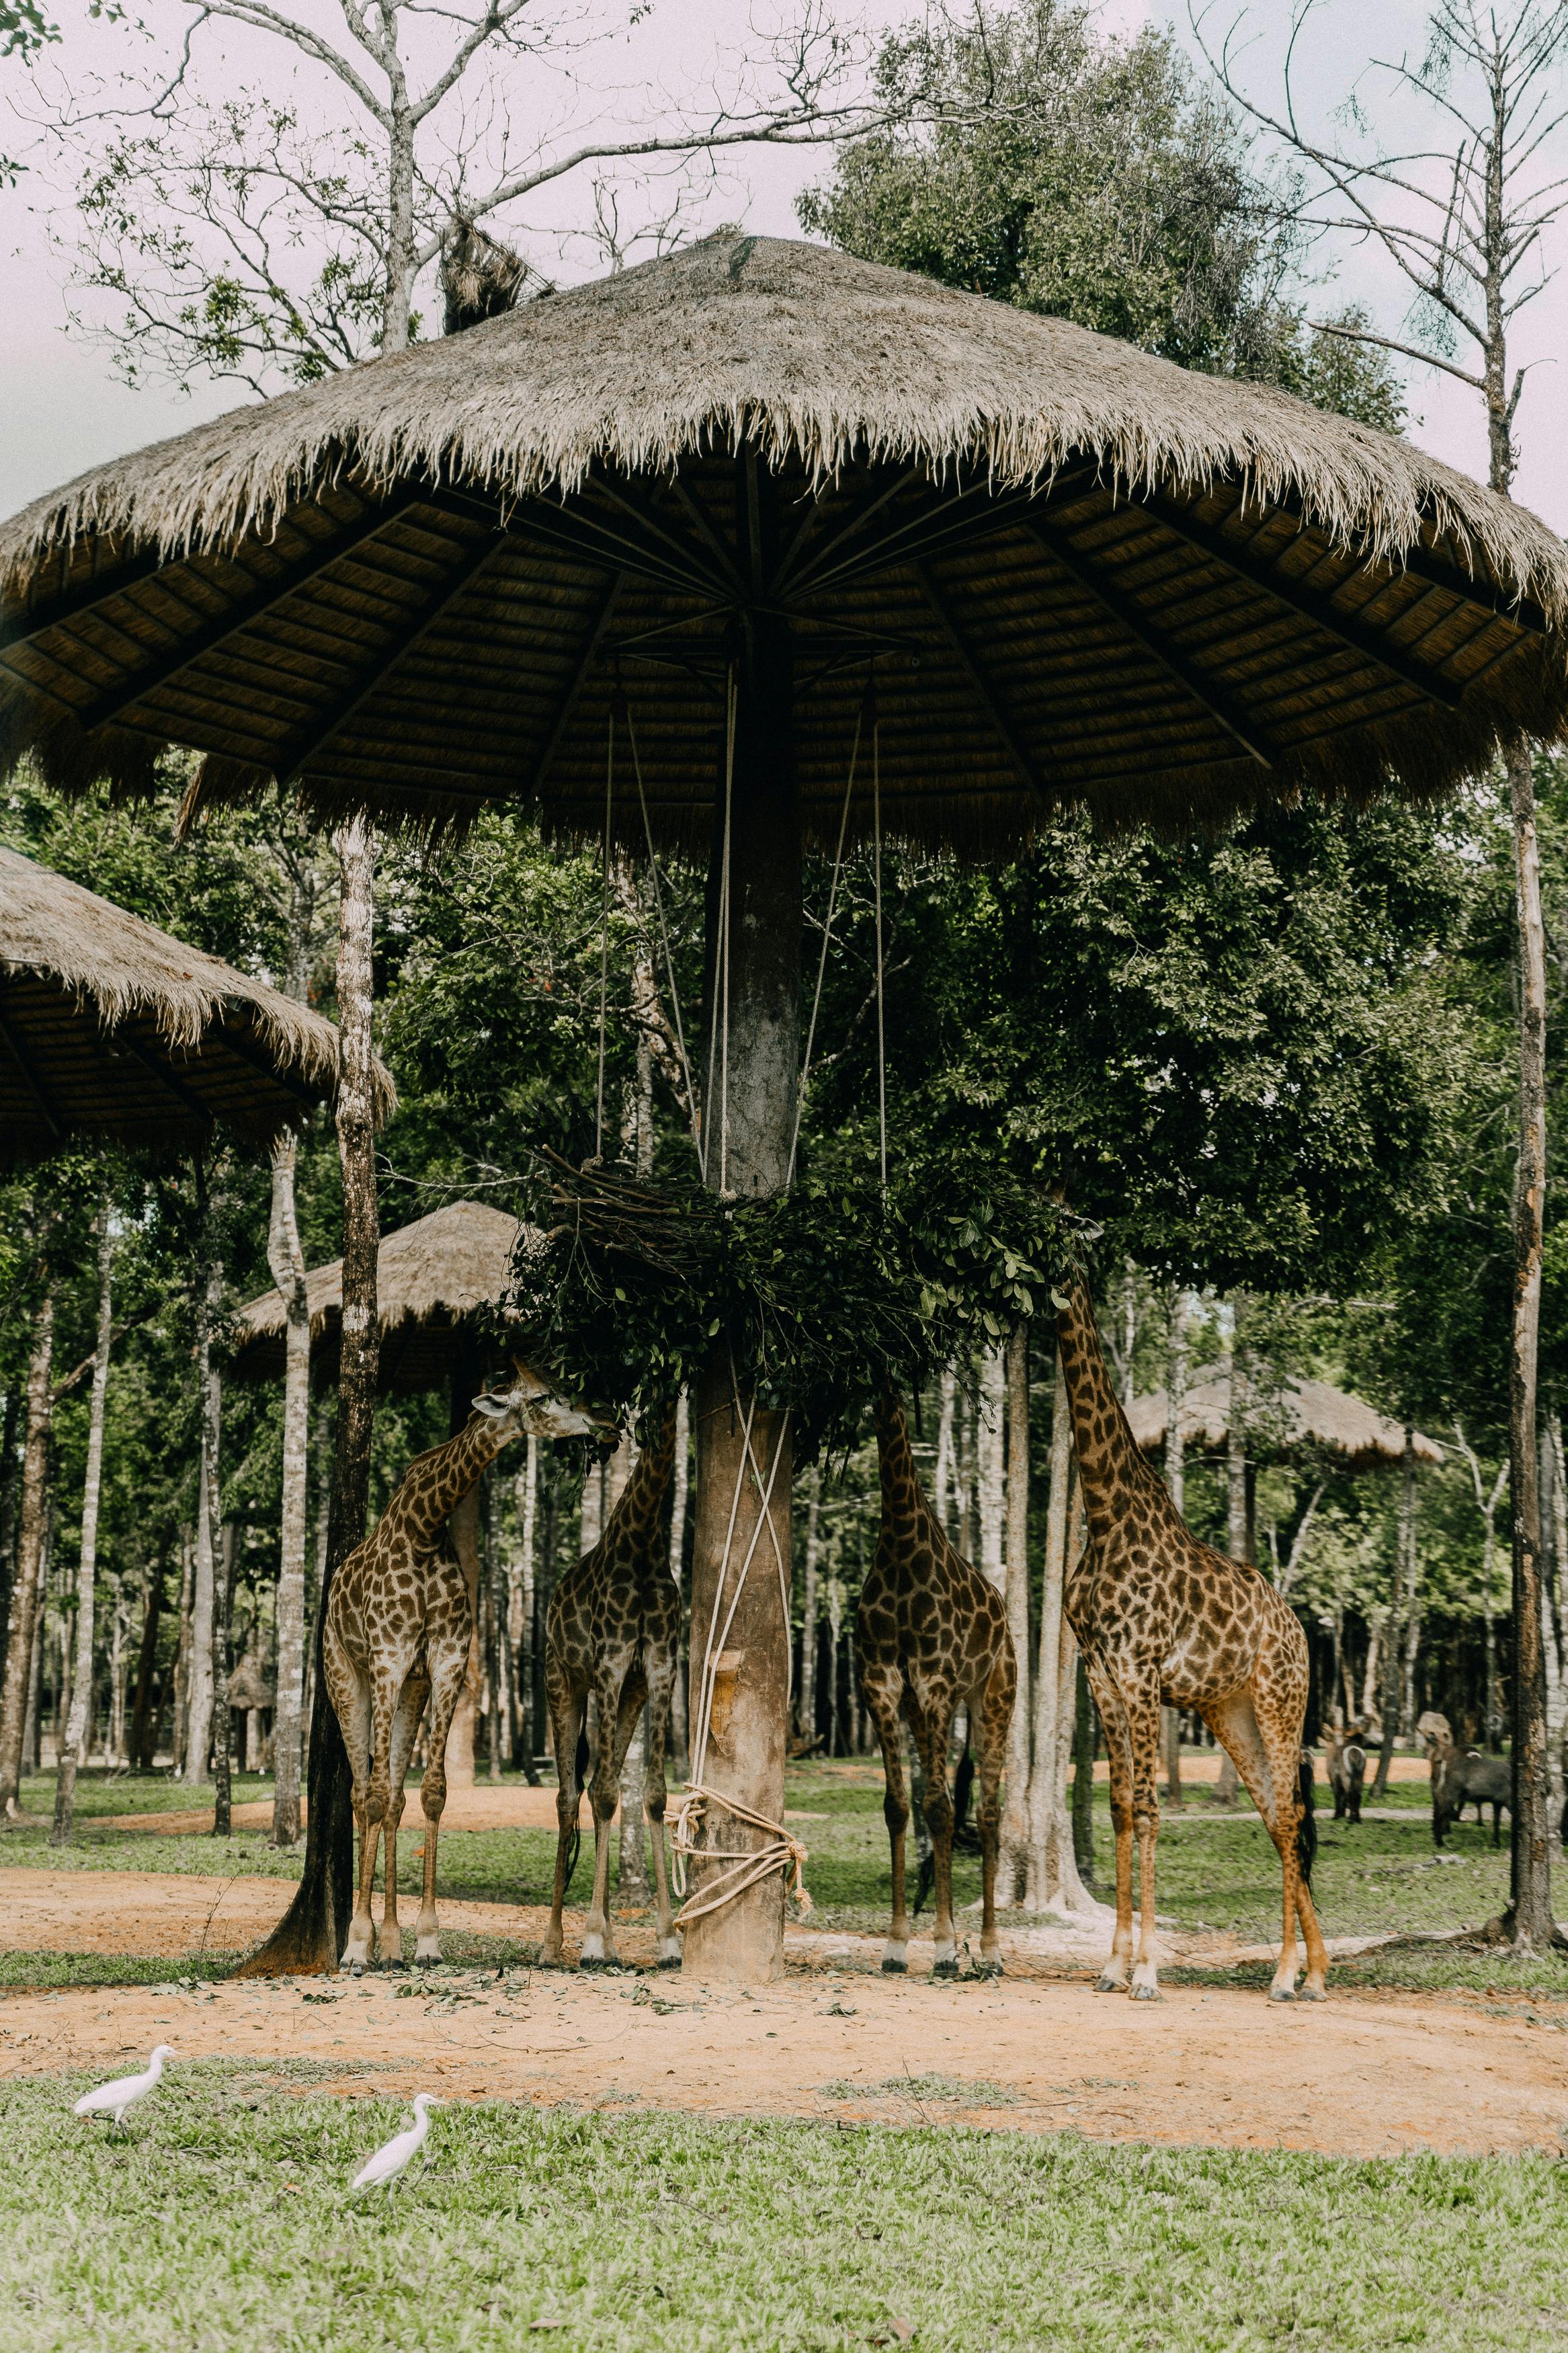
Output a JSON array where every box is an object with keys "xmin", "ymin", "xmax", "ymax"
[
  {"xmin": 325, "ymin": 1366, "xmax": 605, "ymax": 1972},
  {"xmin": 542, "ymin": 1400, "xmax": 682, "ymax": 1968},
  {"xmin": 856, "ymin": 1393, "xmax": 1016, "ymax": 1977},
  {"xmin": 1055, "ymin": 1277, "xmax": 1327, "ymax": 2001}
]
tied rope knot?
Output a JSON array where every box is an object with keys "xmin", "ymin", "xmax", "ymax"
[{"xmin": 669, "ymin": 1784, "xmax": 812, "ymax": 1927}]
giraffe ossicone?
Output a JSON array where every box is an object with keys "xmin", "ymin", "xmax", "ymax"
[{"xmin": 325, "ymin": 1363, "xmax": 605, "ymax": 1975}]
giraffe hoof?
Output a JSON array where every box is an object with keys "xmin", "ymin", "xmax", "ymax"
[
  {"xmin": 1128, "ymin": 1984, "xmax": 1162, "ymax": 2003},
  {"xmin": 1268, "ymin": 1986, "xmax": 1296, "ymax": 2004},
  {"xmin": 1094, "ymin": 1974, "xmax": 1126, "ymax": 1995},
  {"xmin": 657, "ymin": 1953, "xmax": 682, "ymax": 1973},
  {"xmin": 880, "ymin": 1958, "xmax": 908, "ymax": 1976},
  {"xmin": 349, "ymin": 1960, "xmax": 366, "ymax": 1980},
  {"xmin": 932, "ymin": 1958, "xmax": 959, "ymax": 1981},
  {"xmin": 1298, "ymin": 1987, "xmax": 1328, "ymax": 2003},
  {"xmin": 975, "ymin": 1958, "xmax": 1004, "ymax": 1980}
]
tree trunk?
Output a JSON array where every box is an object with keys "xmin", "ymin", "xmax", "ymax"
[
  {"xmin": 1071, "ymin": 1656, "xmax": 1096, "ymax": 1884},
  {"xmin": 0, "ymin": 1284, "xmax": 54, "ymax": 1818},
  {"xmin": 108, "ymin": 1574, "xmax": 128, "ymax": 1764},
  {"xmin": 0, "ymin": 1379, "xmax": 21, "ymax": 1692},
  {"xmin": 1161, "ymin": 1288, "xmax": 1189, "ymax": 1812},
  {"xmin": 668, "ymin": 1390, "xmax": 690, "ymax": 1775},
  {"xmin": 171, "ymin": 1530, "xmax": 194, "ymax": 1776},
  {"xmin": 935, "ymin": 1367, "xmax": 957, "ymax": 1536},
  {"xmin": 1372, "ymin": 1431, "xmax": 1416, "ymax": 1799},
  {"xmin": 212, "ymin": 1519, "xmax": 235, "ymax": 1835},
  {"xmin": 999, "ymin": 1324, "xmax": 1032, "ymax": 1899},
  {"xmin": 239, "ymin": 814, "xmax": 379, "ymax": 1975},
  {"xmin": 977, "ymin": 1345, "xmax": 1007, "ymax": 1590},
  {"xmin": 682, "ymin": 563, "xmax": 799, "ymax": 1986},
  {"xmin": 183, "ymin": 1234, "xmax": 224, "ymax": 1785},
  {"xmin": 798, "ymin": 1466, "xmax": 821, "ymax": 1743},
  {"xmin": 52, "ymin": 1195, "xmax": 114, "ymax": 1842},
  {"xmin": 269, "ymin": 1128, "xmax": 311, "ymax": 1847},
  {"xmin": 1508, "ymin": 733, "xmax": 1554, "ymax": 1942}
]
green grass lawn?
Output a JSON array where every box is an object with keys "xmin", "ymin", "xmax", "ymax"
[
  {"xmin": 8, "ymin": 1758, "xmax": 1561, "ymax": 1997},
  {"xmin": 3, "ymin": 2063, "xmax": 1567, "ymax": 2353}
]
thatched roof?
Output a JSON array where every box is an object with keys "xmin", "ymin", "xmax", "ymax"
[
  {"xmin": 229, "ymin": 1198, "xmax": 526, "ymax": 1394},
  {"xmin": 0, "ymin": 842, "xmax": 390, "ymax": 1157},
  {"xmin": 1128, "ymin": 1365, "xmax": 1442, "ymax": 1470},
  {"xmin": 2, "ymin": 233, "xmax": 1564, "ymax": 853}
]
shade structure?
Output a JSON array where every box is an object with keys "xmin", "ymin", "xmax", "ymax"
[
  {"xmin": 0, "ymin": 841, "xmax": 382, "ymax": 1158},
  {"xmin": 1, "ymin": 233, "xmax": 1565, "ymax": 849},
  {"xmin": 6, "ymin": 227, "xmax": 1563, "ymax": 1985},
  {"xmin": 229, "ymin": 1197, "xmax": 525, "ymax": 1395},
  {"xmin": 1128, "ymin": 1366, "xmax": 1442, "ymax": 1471}
]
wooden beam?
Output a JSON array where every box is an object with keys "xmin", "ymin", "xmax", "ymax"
[
  {"xmin": 216, "ymin": 1018, "xmax": 333, "ymax": 1114},
  {"xmin": 274, "ymin": 536, "xmax": 503, "ymax": 790},
  {"xmin": 120, "ymin": 1033, "xmax": 214, "ymax": 1128},
  {"xmin": 75, "ymin": 495, "xmax": 425, "ymax": 732},
  {"xmin": 426, "ymin": 483, "xmax": 719, "ymax": 601},
  {"xmin": 523, "ymin": 571, "xmax": 626, "ymax": 801},
  {"xmin": 0, "ymin": 1004, "xmax": 63, "ymax": 1140},
  {"xmin": 1020, "ymin": 515, "xmax": 1275, "ymax": 768},
  {"xmin": 0, "ymin": 551, "xmax": 165, "ymax": 655},
  {"xmin": 1146, "ymin": 497, "xmax": 1467, "ymax": 710},
  {"xmin": 911, "ymin": 559, "xmax": 1051, "ymax": 807}
]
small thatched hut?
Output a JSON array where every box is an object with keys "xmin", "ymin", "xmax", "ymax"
[
  {"xmin": 0, "ymin": 842, "xmax": 384, "ymax": 1156},
  {"xmin": 229, "ymin": 1198, "xmax": 524, "ymax": 1394},
  {"xmin": 1127, "ymin": 1367, "xmax": 1442, "ymax": 1470}
]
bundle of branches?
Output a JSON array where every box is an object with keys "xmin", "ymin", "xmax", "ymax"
[{"xmin": 509, "ymin": 1146, "xmax": 1081, "ymax": 1457}]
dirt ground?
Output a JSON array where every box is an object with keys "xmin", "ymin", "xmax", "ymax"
[{"xmin": 3, "ymin": 1864, "xmax": 1564, "ymax": 2160}]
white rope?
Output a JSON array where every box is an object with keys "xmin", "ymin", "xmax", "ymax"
[
  {"xmin": 787, "ymin": 696, "xmax": 864, "ymax": 1187},
  {"xmin": 873, "ymin": 715, "xmax": 886, "ymax": 1193},
  {"xmin": 623, "ymin": 696, "xmax": 700, "ymax": 1148},
  {"xmin": 669, "ymin": 1394, "xmax": 811, "ymax": 1928},
  {"xmin": 594, "ymin": 708, "xmax": 614, "ymax": 1160}
]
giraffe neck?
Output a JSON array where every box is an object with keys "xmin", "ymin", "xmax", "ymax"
[
  {"xmin": 397, "ymin": 1412, "xmax": 520, "ymax": 1546},
  {"xmin": 601, "ymin": 1400, "xmax": 679, "ymax": 1552},
  {"xmin": 1055, "ymin": 1278, "xmax": 1168, "ymax": 1545},
  {"xmin": 874, "ymin": 1392, "xmax": 924, "ymax": 1523}
]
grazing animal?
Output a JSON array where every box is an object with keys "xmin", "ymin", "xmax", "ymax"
[
  {"xmin": 1431, "ymin": 1739, "xmax": 1511, "ymax": 1847},
  {"xmin": 352, "ymin": 2093, "xmax": 445, "ymax": 2192},
  {"xmin": 326, "ymin": 1366, "xmax": 605, "ymax": 1973},
  {"xmin": 542, "ymin": 1402, "xmax": 682, "ymax": 1970},
  {"xmin": 1324, "ymin": 1724, "xmax": 1367, "ymax": 1823},
  {"xmin": 856, "ymin": 1392, "xmax": 1016, "ymax": 1977},
  {"xmin": 73, "ymin": 2044, "xmax": 173, "ymax": 2129},
  {"xmin": 1416, "ymin": 1710, "xmax": 1453, "ymax": 1755},
  {"xmin": 1056, "ymin": 1277, "xmax": 1327, "ymax": 2002}
]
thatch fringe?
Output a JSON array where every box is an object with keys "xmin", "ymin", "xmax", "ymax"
[
  {"xmin": 3, "ymin": 234, "xmax": 1564, "ymax": 623},
  {"xmin": 1128, "ymin": 1365, "xmax": 1442, "ymax": 1470}
]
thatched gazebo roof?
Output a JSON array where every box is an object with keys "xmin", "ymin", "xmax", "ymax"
[
  {"xmin": 1128, "ymin": 1365, "xmax": 1442, "ymax": 1472},
  {"xmin": 229, "ymin": 1198, "xmax": 526, "ymax": 1394},
  {"xmin": 2, "ymin": 233, "xmax": 1565, "ymax": 850},
  {"xmin": 0, "ymin": 842, "xmax": 387, "ymax": 1156}
]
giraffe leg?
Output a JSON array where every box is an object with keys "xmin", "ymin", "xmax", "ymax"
[
  {"xmin": 541, "ymin": 1652, "xmax": 585, "ymax": 1967},
  {"xmin": 379, "ymin": 1668, "xmax": 429, "ymax": 1970},
  {"xmin": 972, "ymin": 1642, "xmax": 1016, "ymax": 1975},
  {"xmin": 909, "ymin": 1684, "xmax": 960, "ymax": 1975},
  {"xmin": 582, "ymin": 1657, "xmax": 643, "ymax": 1968},
  {"xmin": 1126, "ymin": 1677, "xmax": 1163, "ymax": 2000},
  {"xmin": 411, "ymin": 1636, "xmax": 469, "ymax": 1965},
  {"xmin": 323, "ymin": 1628, "xmax": 378, "ymax": 1975},
  {"xmin": 1085, "ymin": 1659, "xmax": 1134, "ymax": 1992},
  {"xmin": 1202, "ymin": 1683, "xmax": 1327, "ymax": 2001},
  {"xmin": 860, "ymin": 1661, "xmax": 910, "ymax": 1972},
  {"xmin": 642, "ymin": 1641, "xmax": 681, "ymax": 1968}
]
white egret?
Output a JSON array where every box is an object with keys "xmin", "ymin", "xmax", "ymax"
[
  {"xmin": 350, "ymin": 2092, "xmax": 445, "ymax": 2192},
  {"xmin": 73, "ymin": 2044, "xmax": 174, "ymax": 2129}
]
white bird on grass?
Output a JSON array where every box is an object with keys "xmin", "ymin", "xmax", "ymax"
[
  {"xmin": 73, "ymin": 2044, "xmax": 174, "ymax": 2130},
  {"xmin": 351, "ymin": 2093, "xmax": 446, "ymax": 2192}
]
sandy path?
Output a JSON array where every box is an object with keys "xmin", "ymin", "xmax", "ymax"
[
  {"xmin": 2, "ymin": 1867, "xmax": 1563, "ymax": 2159},
  {"xmin": 3, "ymin": 1941, "xmax": 1562, "ymax": 2159}
]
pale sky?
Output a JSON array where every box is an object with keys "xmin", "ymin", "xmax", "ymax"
[{"xmin": 0, "ymin": 0, "xmax": 1563, "ymax": 528}]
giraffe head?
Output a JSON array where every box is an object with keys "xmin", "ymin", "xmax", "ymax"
[{"xmin": 472, "ymin": 1363, "xmax": 611, "ymax": 1443}]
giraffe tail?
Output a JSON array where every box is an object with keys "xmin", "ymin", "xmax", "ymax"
[
  {"xmin": 561, "ymin": 1726, "xmax": 590, "ymax": 1897},
  {"xmin": 1296, "ymin": 1752, "xmax": 1317, "ymax": 1887}
]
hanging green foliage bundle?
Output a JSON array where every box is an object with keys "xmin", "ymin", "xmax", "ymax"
[{"xmin": 508, "ymin": 1146, "xmax": 1085, "ymax": 1457}]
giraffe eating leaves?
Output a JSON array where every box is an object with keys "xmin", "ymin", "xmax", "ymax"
[
  {"xmin": 1055, "ymin": 1278, "xmax": 1328, "ymax": 2003},
  {"xmin": 856, "ymin": 1393, "xmax": 1016, "ymax": 1977},
  {"xmin": 542, "ymin": 1400, "xmax": 683, "ymax": 1969},
  {"xmin": 325, "ymin": 1365, "xmax": 606, "ymax": 1973}
]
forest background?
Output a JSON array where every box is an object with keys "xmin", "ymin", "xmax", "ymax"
[{"xmin": 1, "ymin": 0, "xmax": 1565, "ymax": 1903}]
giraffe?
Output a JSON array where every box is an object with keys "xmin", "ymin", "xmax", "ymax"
[
  {"xmin": 542, "ymin": 1400, "xmax": 682, "ymax": 1969},
  {"xmin": 855, "ymin": 1392, "xmax": 1017, "ymax": 1977},
  {"xmin": 1055, "ymin": 1277, "xmax": 1327, "ymax": 2001},
  {"xmin": 325, "ymin": 1365, "xmax": 606, "ymax": 1972}
]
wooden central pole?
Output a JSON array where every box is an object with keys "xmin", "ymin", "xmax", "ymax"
[{"xmin": 683, "ymin": 454, "xmax": 800, "ymax": 1981}]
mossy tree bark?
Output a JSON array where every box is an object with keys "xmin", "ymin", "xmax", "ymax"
[{"xmin": 0, "ymin": 1281, "xmax": 54, "ymax": 1819}]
